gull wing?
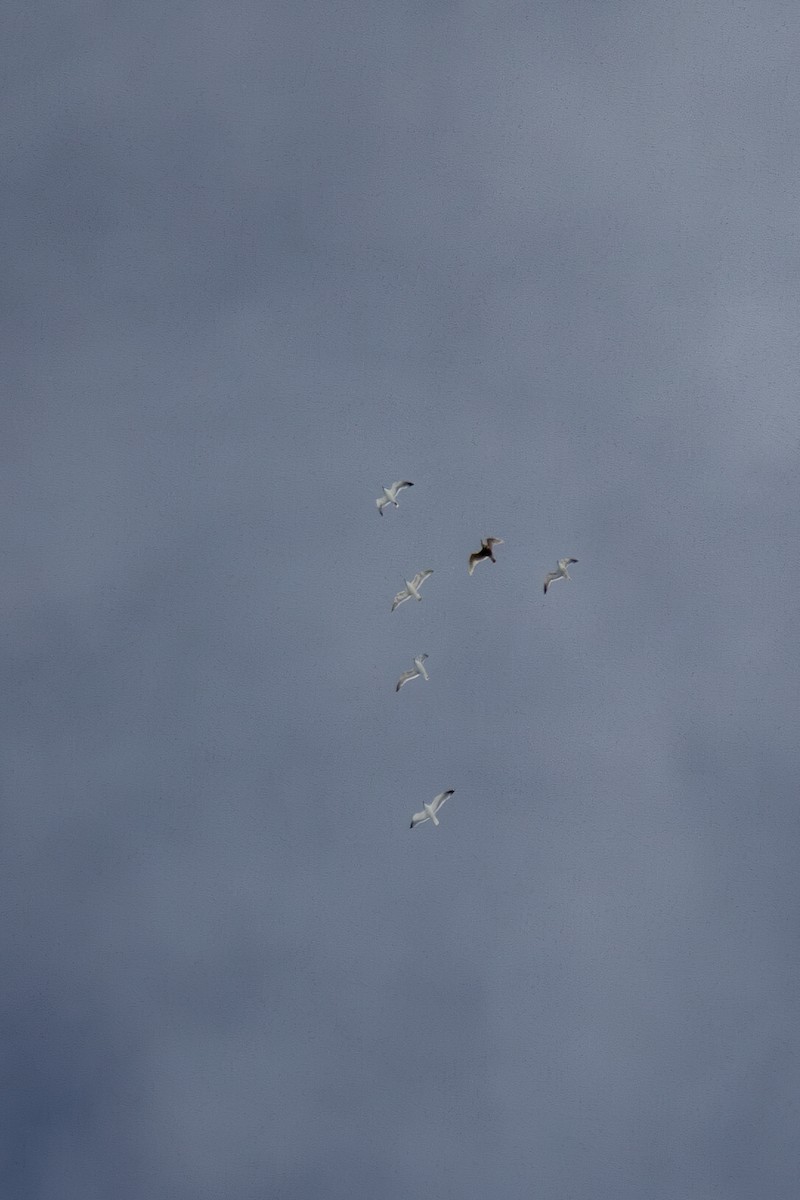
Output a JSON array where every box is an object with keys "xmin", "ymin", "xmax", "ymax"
[
  {"xmin": 395, "ymin": 668, "xmax": 417, "ymax": 691},
  {"xmin": 543, "ymin": 572, "xmax": 558, "ymax": 594},
  {"xmin": 410, "ymin": 809, "xmax": 430, "ymax": 829},
  {"xmin": 468, "ymin": 549, "xmax": 485, "ymax": 575},
  {"xmin": 431, "ymin": 789, "xmax": 454, "ymax": 812},
  {"xmin": 411, "ymin": 569, "xmax": 433, "ymax": 590},
  {"xmin": 390, "ymin": 480, "xmax": 413, "ymax": 495},
  {"xmin": 391, "ymin": 588, "xmax": 411, "ymax": 612}
]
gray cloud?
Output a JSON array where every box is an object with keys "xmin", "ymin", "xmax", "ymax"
[{"xmin": 4, "ymin": 1, "xmax": 800, "ymax": 1196}]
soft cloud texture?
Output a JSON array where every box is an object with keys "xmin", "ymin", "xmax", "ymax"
[{"xmin": 4, "ymin": 1, "xmax": 800, "ymax": 1196}]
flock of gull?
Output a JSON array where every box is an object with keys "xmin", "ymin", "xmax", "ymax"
[{"xmin": 376, "ymin": 480, "xmax": 579, "ymax": 830}]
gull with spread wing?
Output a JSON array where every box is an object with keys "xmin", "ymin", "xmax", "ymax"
[
  {"xmin": 391, "ymin": 569, "xmax": 434, "ymax": 612},
  {"xmin": 543, "ymin": 557, "xmax": 579, "ymax": 594},
  {"xmin": 410, "ymin": 789, "xmax": 455, "ymax": 829},
  {"xmin": 376, "ymin": 480, "xmax": 414, "ymax": 514},
  {"xmin": 468, "ymin": 537, "xmax": 504, "ymax": 575},
  {"xmin": 395, "ymin": 654, "xmax": 430, "ymax": 692}
]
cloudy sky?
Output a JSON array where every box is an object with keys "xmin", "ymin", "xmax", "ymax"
[{"xmin": 4, "ymin": 1, "xmax": 800, "ymax": 1196}]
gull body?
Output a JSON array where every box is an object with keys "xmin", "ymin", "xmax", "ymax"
[
  {"xmin": 391, "ymin": 569, "xmax": 434, "ymax": 612},
  {"xmin": 543, "ymin": 557, "xmax": 579, "ymax": 594},
  {"xmin": 396, "ymin": 654, "xmax": 430, "ymax": 692},
  {"xmin": 410, "ymin": 789, "xmax": 455, "ymax": 829},
  {"xmin": 376, "ymin": 480, "xmax": 413, "ymax": 514},
  {"xmin": 468, "ymin": 537, "xmax": 504, "ymax": 575}
]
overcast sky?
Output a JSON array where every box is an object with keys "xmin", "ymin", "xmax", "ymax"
[{"xmin": 4, "ymin": 2, "xmax": 800, "ymax": 1197}]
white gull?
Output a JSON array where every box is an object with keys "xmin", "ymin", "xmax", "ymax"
[
  {"xmin": 543, "ymin": 557, "xmax": 578, "ymax": 594},
  {"xmin": 396, "ymin": 654, "xmax": 430, "ymax": 692},
  {"xmin": 376, "ymin": 480, "xmax": 414, "ymax": 514},
  {"xmin": 410, "ymin": 789, "xmax": 455, "ymax": 829},
  {"xmin": 391, "ymin": 569, "xmax": 434, "ymax": 612}
]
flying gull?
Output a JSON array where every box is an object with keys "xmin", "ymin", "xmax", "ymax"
[
  {"xmin": 376, "ymin": 480, "xmax": 414, "ymax": 514},
  {"xmin": 468, "ymin": 537, "xmax": 504, "ymax": 575},
  {"xmin": 410, "ymin": 789, "xmax": 455, "ymax": 829},
  {"xmin": 543, "ymin": 557, "xmax": 578, "ymax": 594},
  {"xmin": 396, "ymin": 654, "xmax": 430, "ymax": 692},
  {"xmin": 391, "ymin": 570, "xmax": 434, "ymax": 612}
]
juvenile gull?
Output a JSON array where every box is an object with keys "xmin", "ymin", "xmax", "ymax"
[
  {"xmin": 395, "ymin": 654, "xmax": 430, "ymax": 692},
  {"xmin": 543, "ymin": 557, "xmax": 579, "ymax": 594},
  {"xmin": 376, "ymin": 480, "xmax": 414, "ymax": 514},
  {"xmin": 468, "ymin": 537, "xmax": 504, "ymax": 575},
  {"xmin": 410, "ymin": 789, "xmax": 455, "ymax": 829},
  {"xmin": 391, "ymin": 569, "xmax": 434, "ymax": 612}
]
